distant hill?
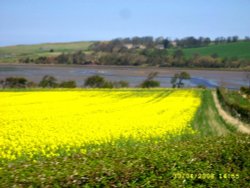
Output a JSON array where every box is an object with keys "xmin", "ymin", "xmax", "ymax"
[
  {"xmin": 1, "ymin": 40, "xmax": 250, "ymax": 64},
  {"xmin": 0, "ymin": 41, "xmax": 93, "ymax": 63},
  {"xmin": 177, "ymin": 41, "xmax": 250, "ymax": 60}
]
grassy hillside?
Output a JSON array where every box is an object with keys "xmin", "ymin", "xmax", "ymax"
[
  {"xmin": 180, "ymin": 41, "xmax": 250, "ymax": 60},
  {"xmin": 0, "ymin": 41, "xmax": 93, "ymax": 63}
]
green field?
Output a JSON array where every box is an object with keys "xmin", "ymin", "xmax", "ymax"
[
  {"xmin": 0, "ymin": 89, "xmax": 249, "ymax": 187},
  {"xmin": 179, "ymin": 41, "xmax": 250, "ymax": 60},
  {"xmin": 0, "ymin": 41, "xmax": 93, "ymax": 63}
]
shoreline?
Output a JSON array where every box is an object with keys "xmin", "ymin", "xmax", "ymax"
[{"xmin": 0, "ymin": 63, "xmax": 247, "ymax": 72}]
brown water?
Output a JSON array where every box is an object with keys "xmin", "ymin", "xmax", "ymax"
[{"xmin": 0, "ymin": 64, "xmax": 248, "ymax": 89}]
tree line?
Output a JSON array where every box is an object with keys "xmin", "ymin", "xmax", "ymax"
[
  {"xmin": 90, "ymin": 35, "xmax": 246, "ymax": 50},
  {"xmin": 19, "ymin": 36, "xmax": 250, "ymax": 69},
  {"xmin": 0, "ymin": 72, "xmax": 192, "ymax": 89},
  {"xmin": 19, "ymin": 48, "xmax": 250, "ymax": 68},
  {"xmin": 91, "ymin": 35, "xmax": 250, "ymax": 50}
]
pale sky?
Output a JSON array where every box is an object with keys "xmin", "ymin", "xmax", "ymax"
[{"xmin": 1, "ymin": 0, "xmax": 250, "ymax": 46}]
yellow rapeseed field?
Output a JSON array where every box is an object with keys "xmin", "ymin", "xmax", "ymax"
[{"xmin": 0, "ymin": 89, "xmax": 201, "ymax": 161}]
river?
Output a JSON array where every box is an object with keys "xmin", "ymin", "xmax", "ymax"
[{"xmin": 0, "ymin": 64, "xmax": 248, "ymax": 89}]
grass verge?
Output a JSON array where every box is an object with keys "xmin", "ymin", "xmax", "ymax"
[{"xmin": 191, "ymin": 89, "xmax": 236, "ymax": 136}]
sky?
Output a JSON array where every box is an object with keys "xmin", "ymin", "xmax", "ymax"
[{"xmin": 1, "ymin": 0, "xmax": 250, "ymax": 46}]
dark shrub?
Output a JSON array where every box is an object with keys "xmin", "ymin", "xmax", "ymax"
[
  {"xmin": 217, "ymin": 87, "xmax": 250, "ymax": 123},
  {"xmin": 141, "ymin": 80, "xmax": 160, "ymax": 88},
  {"xmin": 140, "ymin": 72, "xmax": 160, "ymax": 88},
  {"xmin": 102, "ymin": 81, "xmax": 114, "ymax": 88},
  {"xmin": 59, "ymin": 80, "xmax": 76, "ymax": 88},
  {"xmin": 196, "ymin": 84, "xmax": 206, "ymax": 89},
  {"xmin": 113, "ymin": 80, "xmax": 129, "ymax": 88},
  {"xmin": 240, "ymin": 86, "xmax": 250, "ymax": 95},
  {"xmin": 84, "ymin": 75, "xmax": 106, "ymax": 88},
  {"xmin": 39, "ymin": 75, "xmax": 58, "ymax": 88},
  {"xmin": 2, "ymin": 77, "xmax": 28, "ymax": 88},
  {"xmin": 27, "ymin": 81, "xmax": 37, "ymax": 88}
]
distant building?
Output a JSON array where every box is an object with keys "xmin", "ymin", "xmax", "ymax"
[
  {"xmin": 123, "ymin": 44, "xmax": 146, "ymax": 49},
  {"xmin": 134, "ymin": 44, "xmax": 146, "ymax": 49},
  {"xmin": 124, "ymin": 44, "xmax": 133, "ymax": 49},
  {"xmin": 171, "ymin": 41, "xmax": 177, "ymax": 47},
  {"xmin": 155, "ymin": 44, "xmax": 164, "ymax": 50}
]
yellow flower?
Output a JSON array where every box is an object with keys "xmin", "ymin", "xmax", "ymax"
[{"xmin": 0, "ymin": 89, "xmax": 201, "ymax": 161}]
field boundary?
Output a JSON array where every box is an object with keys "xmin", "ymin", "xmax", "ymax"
[{"xmin": 212, "ymin": 91, "xmax": 250, "ymax": 134}]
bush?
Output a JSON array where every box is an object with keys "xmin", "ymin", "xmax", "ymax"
[
  {"xmin": 84, "ymin": 75, "xmax": 106, "ymax": 88},
  {"xmin": 84, "ymin": 75, "xmax": 115, "ymax": 88},
  {"xmin": 141, "ymin": 80, "xmax": 160, "ymax": 88},
  {"xmin": 59, "ymin": 81, "xmax": 76, "ymax": 88},
  {"xmin": 39, "ymin": 75, "xmax": 58, "ymax": 88},
  {"xmin": 217, "ymin": 87, "xmax": 250, "ymax": 123},
  {"xmin": 102, "ymin": 81, "xmax": 114, "ymax": 88},
  {"xmin": 113, "ymin": 80, "xmax": 129, "ymax": 88},
  {"xmin": 140, "ymin": 72, "xmax": 160, "ymax": 88},
  {"xmin": 196, "ymin": 84, "xmax": 206, "ymax": 89},
  {"xmin": 1, "ymin": 77, "xmax": 28, "ymax": 88},
  {"xmin": 171, "ymin": 72, "xmax": 190, "ymax": 88},
  {"xmin": 26, "ymin": 81, "xmax": 37, "ymax": 88},
  {"xmin": 240, "ymin": 86, "xmax": 250, "ymax": 95}
]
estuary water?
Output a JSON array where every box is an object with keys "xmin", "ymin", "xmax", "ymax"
[{"xmin": 0, "ymin": 64, "xmax": 248, "ymax": 89}]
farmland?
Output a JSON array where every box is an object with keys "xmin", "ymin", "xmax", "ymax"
[
  {"xmin": 0, "ymin": 89, "xmax": 249, "ymax": 187},
  {"xmin": 0, "ymin": 41, "xmax": 93, "ymax": 63},
  {"xmin": 0, "ymin": 89, "xmax": 200, "ymax": 161},
  {"xmin": 171, "ymin": 41, "xmax": 250, "ymax": 60}
]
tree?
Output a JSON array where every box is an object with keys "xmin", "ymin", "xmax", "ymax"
[
  {"xmin": 1, "ymin": 77, "xmax": 28, "ymax": 88},
  {"xmin": 163, "ymin": 38, "xmax": 171, "ymax": 48},
  {"xmin": 171, "ymin": 72, "xmax": 191, "ymax": 88},
  {"xmin": 0, "ymin": 80, "xmax": 3, "ymax": 88},
  {"xmin": 39, "ymin": 75, "xmax": 58, "ymax": 88},
  {"xmin": 244, "ymin": 69, "xmax": 250, "ymax": 89},
  {"xmin": 35, "ymin": 56, "xmax": 50, "ymax": 64},
  {"xmin": 245, "ymin": 36, "xmax": 250, "ymax": 41},
  {"xmin": 59, "ymin": 80, "xmax": 76, "ymax": 88},
  {"xmin": 72, "ymin": 51, "xmax": 86, "ymax": 64},
  {"xmin": 155, "ymin": 37, "xmax": 164, "ymax": 45},
  {"xmin": 173, "ymin": 49, "xmax": 184, "ymax": 60},
  {"xmin": 27, "ymin": 81, "xmax": 37, "ymax": 88},
  {"xmin": 84, "ymin": 75, "xmax": 106, "ymax": 88},
  {"xmin": 113, "ymin": 80, "xmax": 129, "ymax": 88},
  {"xmin": 132, "ymin": 36, "xmax": 141, "ymax": 45},
  {"xmin": 232, "ymin": 36, "xmax": 239, "ymax": 43},
  {"xmin": 56, "ymin": 53, "xmax": 69, "ymax": 64},
  {"xmin": 141, "ymin": 80, "xmax": 160, "ymax": 88},
  {"xmin": 140, "ymin": 72, "xmax": 160, "ymax": 88}
]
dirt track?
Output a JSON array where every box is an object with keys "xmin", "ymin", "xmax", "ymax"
[{"xmin": 212, "ymin": 91, "xmax": 250, "ymax": 134}]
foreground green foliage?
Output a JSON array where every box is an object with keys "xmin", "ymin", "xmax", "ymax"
[
  {"xmin": 0, "ymin": 134, "xmax": 249, "ymax": 187},
  {"xmin": 217, "ymin": 88, "xmax": 250, "ymax": 124},
  {"xmin": 240, "ymin": 86, "xmax": 250, "ymax": 96}
]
